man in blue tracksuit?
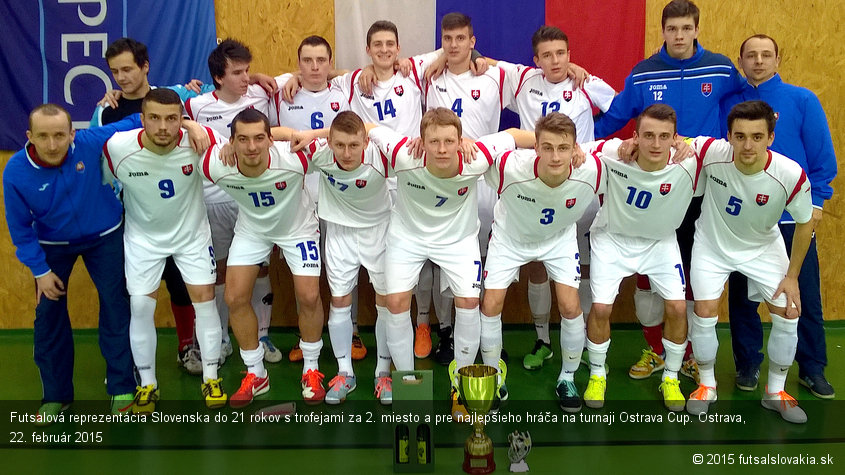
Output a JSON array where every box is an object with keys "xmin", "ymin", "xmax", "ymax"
[
  {"xmin": 720, "ymin": 34, "xmax": 838, "ymax": 399},
  {"xmin": 3, "ymin": 105, "xmax": 141, "ymax": 422},
  {"xmin": 592, "ymin": 0, "xmax": 745, "ymax": 384}
]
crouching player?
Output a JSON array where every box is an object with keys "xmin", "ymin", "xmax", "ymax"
[
  {"xmin": 584, "ymin": 104, "xmax": 701, "ymax": 412},
  {"xmin": 201, "ymin": 109, "xmax": 325, "ymax": 407},
  {"xmin": 478, "ymin": 112, "xmax": 599, "ymax": 413},
  {"xmin": 686, "ymin": 101, "xmax": 814, "ymax": 423}
]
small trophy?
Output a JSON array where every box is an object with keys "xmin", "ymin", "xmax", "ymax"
[
  {"xmin": 455, "ymin": 364, "xmax": 501, "ymax": 474},
  {"xmin": 507, "ymin": 430, "xmax": 532, "ymax": 472}
]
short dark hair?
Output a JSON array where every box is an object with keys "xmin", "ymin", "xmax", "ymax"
[
  {"xmin": 740, "ymin": 34, "xmax": 779, "ymax": 57},
  {"xmin": 330, "ymin": 111, "xmax": 366, "ymax": 137},
  {"xmin": 661, "ymin": 0, "xmax": 700, "ymax": 28},
  {"xmin": 105, "ymin": 37, "xmax": 149, "ymax": 68},
  {"xmin": 420, "ymin": 107, "xmax": 461, "ymax": 140},
  {"xmin": 441, "ymin": 12, "xmax": 473, "ymax": 36},
  {"xmin": 727, "ymin": 100, "xmax": 776, "ymax": 134},
  {"xmin": 208, "ymin": 38, "xmax": 252, "ymax": 88},
  {"xmin": 535, "ymin": 112, "xmax": 576, "ymax": 142},
  {"xmin": 28, "ymin": 104, "xmax": 71, "ymax": 131},
  {"xmin": 366, "ymin": 20, "xmax": 399, "ymax": 46},
  {"xmin": 142, "ymin": 88, "xmax": 182, "ymax": 111},
  {"xmin": 531, "ymin": 26, "xmax": 569, "ymax": 56},
  {"xmin": 231, "ymin": 108, "xmax": 271, "ymax": 137},
  {"xmin": 636, "ymin": 104, "xmax": 677, "ymax": 133},
  {"xmin": 298, "ymin": 35, "xmax": 333, "ymax": 60}
]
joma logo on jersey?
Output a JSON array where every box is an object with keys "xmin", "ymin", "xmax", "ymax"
[
  {"xmin": 659, "ymin": 183, "xmax": 671, "ymax": 195},
  {"xmin": 360, "ymin": 92, "xmax": 374, "ymax": 100},
  {"xmin": 182, "ymin": 164, "xmax": 193, "ymax": 176},
  {"xmin": 610, "ymin": 168, "xmax": 628, "ymax": 179},
  {"xmin": 649, "ymin": 84, "xmax": 667, "ymax": 91},
  {"xmin": 517, "ymin": 194, "xmax": 535, "ymax": 203},
  {"xmin": 331, "ymin": 102, "xmax": 340, "ymax": 112},
  {"xmin": 566, "ymin": 198, "xmax": 576, "ymax": 208},
  {"xmin": 394, "ymin": 86, "xmax": 404, "ymax": 96},
  {"xmin": 436, "ymin": 86, "xmax": 447, "ymax": 93},
  {"xmin": 756, "ymin": 194, "xmax": 769, "ymax": 205},
  {"xmin": 288, "ymin": 105, "xmax": 304, "ymax": 110},
  {"xmin": 206, "ymin": 115, "xmax": 222, "ymax": 121},
  {"xmin": 226, "ymin": 185, "xmax": 244, "ymax": 190},
  {"xmin": 563, "ymin": 90, "xmax": 573, "ymax": 102},
  {"xmin": 458, "ymin": 186, "xmax": 468, "ymax": 196},
  {"xmin": 407, "ymin": 181, "xmax": 425, "ymax": 190},
  {"xmin": 275, "ymin": 181, "xmax": 287, "ymax": 190},
  {"xmin": 128, "ymin": 171, "xmax": 149, "ymax": 177},
  {"xmin": 709, "ymin": 175, "xmax": 727, "ymax": 187},
  {"xmin": 701, "ymin": 83, "xmax": 713, "ymax": 97},
  {"xmin": 356, "ymin": 179, "xmax": 367, "ymax": 188},
  {"xmin": 529, "ymin": 88, "xmax": 543, "ymax": 96},
  {"xmin": 471, "ymin": 90, "xmax": 481, "ymax": 100}
]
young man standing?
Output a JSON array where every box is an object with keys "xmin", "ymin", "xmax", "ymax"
[
  {"xmin": 721, "ymin": 35, "xmax": 837, "ymax": 398},
  {"xmin": 103, "ymin": 89, "xmax": 227, "ymax": 412},
  {"xmin": 686, "ymin": 101, "xmax": 814, "ymax": 424},
  {"xmin": 200, "ymin": 109, "xmax": 326, "ymax": 406}
]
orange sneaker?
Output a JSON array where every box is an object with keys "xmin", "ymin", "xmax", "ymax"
[
  {"xmin": 351, "ymin": 333, "xmax": 367, "ymax": 360},
  {"xmin": 414, "ymin": 324, "xmax": 432, "ymax": 358},
  {"xmin": 289, "ymin": 341, "xmax": 303, "ymax": 362},
  {"xmin": 301, "ymin": 369, "xmax": 326, "ymax": 404}
]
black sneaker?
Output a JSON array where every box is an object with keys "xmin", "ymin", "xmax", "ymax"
[
  {"xmin": 555, "ymin": 380, "xmax": 582, "ymax": 412},
  {"xmin": 433, "ymin": 327, "xmax": 454, "ymax": 366},
  {"xmin": 735, "ymin": 367, "xmax": 760, "ymax": 391},
  {"xmin": 800, "ymin": 374, "xmax": 835, "ymax": 399}
]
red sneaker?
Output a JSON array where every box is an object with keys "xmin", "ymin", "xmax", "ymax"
[
  {"xmin": 230, "ymin": 372, "xmax": 270, "ymax": 408},
  {"xmin": 301, "ymin": 369, "xmax": 326, "ymax": 404}
]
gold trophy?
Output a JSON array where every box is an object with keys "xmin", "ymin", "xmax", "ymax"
[{"xmin": 455, "ymin": 364, "xmax": 501, "ymax": 474}]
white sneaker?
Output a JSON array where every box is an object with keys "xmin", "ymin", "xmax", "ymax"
[
  {"xmin": 260, "ymin": 336, "xmax": 283, "ymax": 363},
  {"xmin": 177, "ymin": 345, "xmax": 202, "ymax": 375},
  {"xmin": 218, "ymin": 339, "xmax": 233, "ymax": 366},
  {"xmin": 686, "ymin": 385, "xmax": 717, "ymax": 415},
  {"xmin": 762, "ymin": 388, "xmax": 807, "ymax": 424}
]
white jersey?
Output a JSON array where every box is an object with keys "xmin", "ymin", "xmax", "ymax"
[
  {"xmin": 200, "ymin": 141, "xmax": 319, "ymax": 242},
  {"xmin": 104, "ymin": 127, "xmax": 215, "ymax": 250},
  {"xmin": 369, "ymin": 127, "xmax": 512, "ymax": 244},
  {"xmin": 498, "ymin": 60, "xmax": 615, "ymax": 140},
  {"xmin": 590, "ymin": 139, "xmax": 703, "ymax": 240},
  {"xmin": 332, "ymin": 69, "xmax": 423, "ymax": 137},
  {"xmin": 185, "ymin": 85, "xmax": 274, "ymax": 204},
  {"xmin": 692, "ymin": 137, "xmax": 813, "ymax": 262},
  {"xmin": 306, "ymin": 139, "xmax": 392, "ymax": 227},
  {"xmin": 414, "ymin": 53, "xmax": 507, "ymax": 140},
  {"xmin": 486, "ymin": 146, "xmax": 603, "ymax": 242},
  {"xmin": 274, "ymin": 74, "xmax": 349, "ymax": 130}
]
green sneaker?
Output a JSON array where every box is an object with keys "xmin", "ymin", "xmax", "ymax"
[
  {"xmin": 584, "ymin": 375, "xmax": 607, "ymax": 409},
  {"xmin": 523, "ymin": 340, "xmax": 553, "ymax": 370},
  {"xmin": 35, "ymin": 402, "xmax": 70, "ymax": 427},
  {"xmin": 555, "ymin": 380, "xmax": 582, "ymax": 413},
  {"xmin": 110, "ymin": 393, "xmax": 134, "ymax": 415}
]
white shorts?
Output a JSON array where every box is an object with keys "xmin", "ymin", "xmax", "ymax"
[
  {"xmin": 386, "ymin": 231, "xmax": 482, "ymax": 298},
  {"xmin": 325, "ymin": 220, "xmax": 388, "ymax": 296},
  {"xmin": 206, "ymin": 200, "xmax": 238, "ymax": 260},
  {"xmin": 691, "ymin": 235, "xmax": 788, "ymax": 306},
  {"xmin": 576, "ymin": 196, "xmax": 600, "ymax": 266},
  {"xmin": 590, "ymin": 230, "xmax": 686, "ymax": 304},
  {"xmin": 228, "ymin": 231, "xmax": 322, "ymax": 277},
  {"xmin": 484, "ymin": 225, "xmax": 580, "ymax": 290},
  {"xmin": 477, "ymin": 178, "xmax": 497, "ymax": 258},
  {"xmin": 124, "ymin": 232, "xmax": 217, "ymax": 295}
]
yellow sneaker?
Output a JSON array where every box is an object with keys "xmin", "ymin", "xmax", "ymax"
[
  {"xmin": 132, "ymin": 384, "xmax": 159, "ymax": 414},
  {"xmin": 584, "ymin": 375, "xmax": 606, "ymax": 409},
  {"xmin": 628, "ymin": 349, "xmax": 665, "ymax": 379},
  {"xmin": 681, "ymin": 358, "xmax": 700, "ymax": 384},
  {"xmin": 202, "ymin": 378, "xmax": 228, "ymax": 409},
  {"xmin": 659, "ymin": 377, "xmax": 685, "ymax": 412}
]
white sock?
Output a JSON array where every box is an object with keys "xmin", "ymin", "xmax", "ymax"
[
  {"xmin": 578, "ymin": 278, "xmax": 592, "ymax": 318},
  {"xmin": 240, "ymin": 345, "xmax": 266, "ymax": 378},
  {"xmin": 662, "ymin": 338, "xmax": 686, "ymax": 380},
  {"xmin": 690, "ymin": 314, "xmax": 718, "ymax": 387},
  {"xmin": 387, "ymin": 309, "xmax": 414, "ymax": 370},
  {"xmin": 215, "ymin": 284, "xmax": 230, "ymax": 343},
  {"xmin": 252, "ymin": 275, "xmax": 272, "ymax": 339},
  {"xmin": 479, "ymin": 313, "xmax": 502, "ymax": 368},
  {"xmin": 634, "ymin": 289, "xmax": 664, "ymax": 327},
  {"xmin": 129, "ymin": 295, "xmax": 158, "ymax": 387},
  {"xmin": 528, "ymin": 280, "xmax": 551, "ymax": 343},
  {"xmin": 415, "ymin": 261, "xmax": 433, "ymax": 326},
  {"xmin": 350, "ymin": 285, "xmax": 360, "ymax": 334},
  {"xmin": 299, "ymin": 339, "xmax": 323, "ymax": 373},
  {"xmin": 559, "ymin": 314, "xmax": 585, "ymax": 382},
  {"xmin": 454, "ymin": 306, "xmax": 481, "ymax": 369},
  {"xmin": 586, "ymin": 337, "xmax": 609, "ymax": 377},
  {"xmin": 375, "ymin": 305, "xmax": 392, "ymax": 376},
  {"xmin": 328, "ymin": 305, "xmax": 354, "ymax": 376},
  {"xmin": 767, "ymin": 314, "xmax": 798, "ymax": 393},
  {"xmin": 193, "ymin": 300, "xmax": 222, "ymax": 381}
]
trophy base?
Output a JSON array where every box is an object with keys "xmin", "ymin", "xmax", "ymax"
[
  {"xmin": 509, "ymin": 460, "xmax": 530, "ymax": 472},
  {"xmin": 463, "ymin": 450, "xmax": 495, "ymax": 474}
]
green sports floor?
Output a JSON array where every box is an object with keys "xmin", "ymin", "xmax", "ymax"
[{"xmin": 2, "ymin": 323, "xmax": 843, "ymax": 474}]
